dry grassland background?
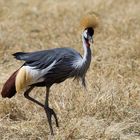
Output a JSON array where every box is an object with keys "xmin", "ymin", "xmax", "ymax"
[{"xmin": 0, "ymin": 0, "xmax": 140, "ymax": 139}]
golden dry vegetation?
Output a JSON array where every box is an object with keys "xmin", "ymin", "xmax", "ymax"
[{"xmin": 0, "ymin": 0, "xmax": 140, "ymax": 139}]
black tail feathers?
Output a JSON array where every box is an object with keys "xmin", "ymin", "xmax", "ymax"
[{"xmin": 13, "ymin": 52, "xmax": 27, "ymax": 60}]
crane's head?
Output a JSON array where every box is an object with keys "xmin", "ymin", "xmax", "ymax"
[
  {"xmin": 83, "ymin": 27, "xmax": 94, "ymax": 43},
  {"xmin": 80, "ymin": 12, "xmax": 99, "ymax": 44}
]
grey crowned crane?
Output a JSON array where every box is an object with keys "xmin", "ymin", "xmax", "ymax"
[{"xmin": 1, "ymin": 13, "xmax": 99, "ymax": 135}]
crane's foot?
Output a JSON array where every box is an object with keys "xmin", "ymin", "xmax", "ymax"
[{"xmin": 44, "ymin": 107, "xmax": 59, "ymax": 135}]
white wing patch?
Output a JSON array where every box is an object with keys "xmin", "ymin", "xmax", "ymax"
[
  {"xmin": 16, "ymin": 60, "xmax": 56, "ymax": 93},
  {"xmin": 25, "ymin": 60, "xmax": 56, "ymax": 84}
]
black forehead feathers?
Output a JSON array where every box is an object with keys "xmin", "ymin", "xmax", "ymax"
[{"xmin": 86, "ymin": 27, "xmax": 94, "ymax": 36}]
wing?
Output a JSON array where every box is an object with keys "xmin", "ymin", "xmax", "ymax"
[
  {"xmin": 13, "ymin": 48, "xmax": 84, "ymax": 89},
  {"xmin": 13, "ymin": 50, "xmax": 55, "ymax": 69},
  {"xmin": 13, "ymin": 48, "xmax": 82, "ymax": 70}
]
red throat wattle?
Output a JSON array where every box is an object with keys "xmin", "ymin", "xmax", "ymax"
[{"xmin": 85, "ymin": 39, "xmax": 90, "ymax": 47}]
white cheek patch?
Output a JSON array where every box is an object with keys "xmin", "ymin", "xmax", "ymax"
[{"xmin": 83, "ymin": 30, "xmax": 88, "ymax": 39}]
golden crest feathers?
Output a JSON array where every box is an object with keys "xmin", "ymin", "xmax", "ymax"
[{"xmin": 80, "ymin": 12, "xmax": 99, "ymax": 30}]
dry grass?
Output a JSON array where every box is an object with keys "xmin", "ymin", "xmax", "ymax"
[{"xmin": 0, "ymin": 0, "xmax": 140, "ymax": 139}]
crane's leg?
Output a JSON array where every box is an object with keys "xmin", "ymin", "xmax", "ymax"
[
  {"xmin": 24, "ymin": 86, "xmax": 59, "ymax": 135},
  {"xmin": 24, "ymin": 87, "xmax": 44, "ymax": 108},
  {"xmin": 44, "ymin": 87, "xmax": 59, "ymax": 135}
]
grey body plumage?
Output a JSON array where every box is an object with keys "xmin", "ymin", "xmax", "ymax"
[{"xmin": 13, "ymin": 45, "xmax": 91, "ymax": 87}]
